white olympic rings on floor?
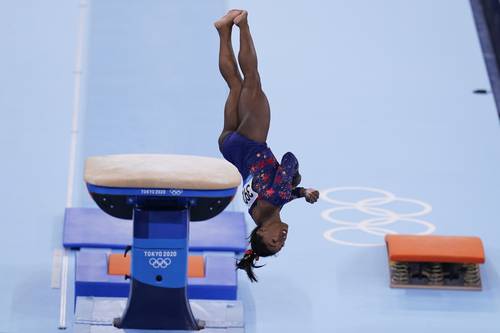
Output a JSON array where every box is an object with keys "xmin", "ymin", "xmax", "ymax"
[
  {"xmin": 320, "ymin": 187, "xmax": 435, "ymax": 247},
  {"xmin": 149, "ymin": 257, "xmax": 172, "ymax": 269}
]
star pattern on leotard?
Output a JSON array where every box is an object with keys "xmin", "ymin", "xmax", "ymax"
[{"xmin": 247, "ymin": 149, "xmax": 300, "ymax": 207}]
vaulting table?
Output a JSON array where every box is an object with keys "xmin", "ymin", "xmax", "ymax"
[{"xmin": 84, "ymin": 154, "xmax": 241, "ymax": 330}]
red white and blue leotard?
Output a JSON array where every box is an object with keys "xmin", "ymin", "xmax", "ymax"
[{"xmin": 220, "ymin": 131, "xmax": 304, "ymax": 213}]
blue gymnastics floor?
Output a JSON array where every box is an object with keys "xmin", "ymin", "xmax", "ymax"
[{"xmin": 1, "ymin": 0, "xmax": 500, "ymax": 332}]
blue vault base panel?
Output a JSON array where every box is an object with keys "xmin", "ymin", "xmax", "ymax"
[
  {"xmin": 75, "ymin": 250, "xmax": 238, "ymax": 300},
  {"xmin": 64, "ymin": 208, "xmax": 247, "ymax": 253}
]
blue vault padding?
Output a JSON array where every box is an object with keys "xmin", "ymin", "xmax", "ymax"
[
  {"xmin": 75, "ymin": 249, "xmax": 238, "ymax": 301},
  {"xmin": 63, "ymin": 208, "xmax": 247, "ymax": 253}
]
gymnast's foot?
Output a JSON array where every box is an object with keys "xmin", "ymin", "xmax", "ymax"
[
  {"xmin": 214, "ymin": 9, "xmax": 241, "ymax": 32},
  {"xmin": 233, "ymin": 10, "xmax": 248, "ymax": 27}
]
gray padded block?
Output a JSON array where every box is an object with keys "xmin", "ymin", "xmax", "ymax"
[
  {"xmin": 75, "ymin": 324, "xmax": 244, "ymax": 333},
  {"xmin": 75, "ymin": 296, "xmax": 244, "ymax": 331}
]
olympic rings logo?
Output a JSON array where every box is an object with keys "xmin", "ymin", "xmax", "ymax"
[
  {"xmin": 149, "ymin": 257, "xmax": 172, "ymax": 269},
  {"xmin": 320, "ymin": 187, "xmax": 435, "ymax": 247},
  {"xmin": 169, "ymin": 189, "xmax": 183, "ymax": 196}
]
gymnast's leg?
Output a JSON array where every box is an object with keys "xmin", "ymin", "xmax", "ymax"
[
  {"xmin": 234, "ymin": 11, "xmax": 271, "ymax": 143},
  {"xmin": 215, "ymin": 10, "xmax": 244, "ymax": 151}
]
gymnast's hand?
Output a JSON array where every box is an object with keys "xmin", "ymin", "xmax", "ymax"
[{"xmin": 304, "ymin": 189, "xmax": 320, "ymax": 203}]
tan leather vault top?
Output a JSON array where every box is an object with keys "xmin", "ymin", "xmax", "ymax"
[
  {"xmin": 386, "ymin": 234, "xmax": 485, "ymax": 264},
  {"xmin": 84, "ymin": 154, "xmax": 241, "ymax": 189}
]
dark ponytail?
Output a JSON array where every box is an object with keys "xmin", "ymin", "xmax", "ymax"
[
  {"xmin": 236, "ymin": 249, "xmax": 263, "ymax": 282},
  {"xmin": 236, "ymin": 226, "xmax": 277, "ymax": 282}
]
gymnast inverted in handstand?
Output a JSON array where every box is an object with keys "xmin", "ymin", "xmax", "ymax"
[{"xmin": 215, "ymin": 10, "xmax": 320, "ymax": 282}]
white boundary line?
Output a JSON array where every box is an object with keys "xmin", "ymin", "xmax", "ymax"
[
  {"xmin": 66, "ymin": 1, "xmax": 86, "ymax": 209},
  {"xmin": 59, "ymin": 0, "xmax": 88, "ymax": 329}
]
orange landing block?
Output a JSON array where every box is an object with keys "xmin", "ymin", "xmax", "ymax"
[
  {"xmin": 385, "ymin": 234, "xmax": 485, "ymax": 290},
  {"xmin": 386, "ymin": 234, "xmax": 485, "ymax": 264},
  {"xmin": 108, "ymin": 253, "xmax": 205, "ymax": 278}
]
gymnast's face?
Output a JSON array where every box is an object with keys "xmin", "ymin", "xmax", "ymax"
[{"xmin": 257, "ymin": 220, "xmax": 289, "ymax": 253}]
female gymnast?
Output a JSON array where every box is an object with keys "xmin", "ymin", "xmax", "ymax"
[{"xmin": 215, "ymin": 10, "xmax": 320, "ymax": 282}]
